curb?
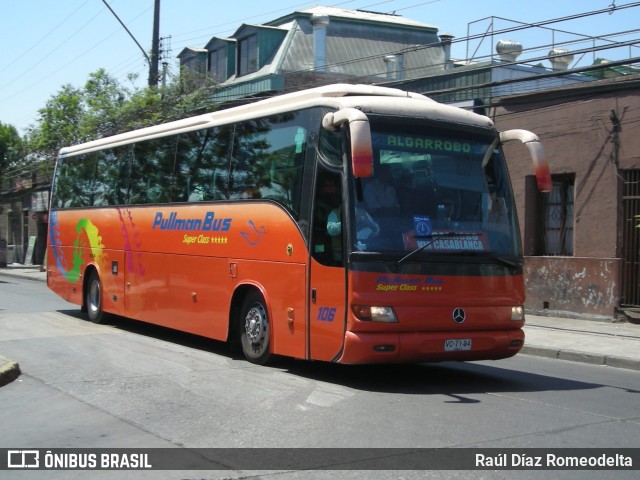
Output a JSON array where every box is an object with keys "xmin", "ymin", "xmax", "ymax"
[
  {"xmin": 0, "ymin": 355, "xmax": 21, "ymax": 387},
  {"xmin": 0, "ymin": 269, "xmax": 46, "ymax": 283},
  {"xmin": 521, "ymin": 345, "xmax": 640, "ymax": 372}
]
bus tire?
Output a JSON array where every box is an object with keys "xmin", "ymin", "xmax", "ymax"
[
  {"xmin": 85, "ymin": 270, "xmax": 107, "ymax": 324},
  {"xmin": 239, "ymin": 291, "xmax": 272, "ymax": 365}
]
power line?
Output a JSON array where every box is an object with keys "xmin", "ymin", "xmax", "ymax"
[
  {"xmin": 101, "ymin": 0, "xmax": 151, "ymax": 67},
  {"xmin": 5, "ymin": 0, "xmax": 640, "ymax": 132},
  {"xmin": 191, "ymin": 3, "xmax": 639, "ymax": 109},
  {"xmin": 0, "ymin": 7, "xmax": 105, "ymax": 93},
  {"xmin": 196, "ymin": 1, "xmax": 640, "ymax": 89},
  {"xmin": 0, "ymin": 3, "xmax": 152, "ymax": 103},
  {"xmin": 166, "ymin": 0, "xmax": 399, "ymax": 57},
  {"xmin": 166, "ymin": 1, "xmax": 322, "ymax": 48},
  {"xmin": 2, "ymin": 0, "xmax": 92, "ymax": 74}
]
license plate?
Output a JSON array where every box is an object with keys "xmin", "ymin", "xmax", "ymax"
[{"xmin": 444, "ymin": 339, "xmax": 472, "ymax": 351}]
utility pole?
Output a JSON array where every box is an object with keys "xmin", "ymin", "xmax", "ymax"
[
  {"xmin": 102, "ymin": 0, "xmax": 160, "ymax": 88},
  {"xmin": 149, "ymin": 0, "xmax": 161, "ymax": 87}
]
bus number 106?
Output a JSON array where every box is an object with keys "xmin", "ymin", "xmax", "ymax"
[{"xmin": 317, "ymin": 307, "xmax": 336, "ymax": 322}]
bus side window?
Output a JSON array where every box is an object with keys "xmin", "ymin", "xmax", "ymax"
[
  {"xmin": 117, "ymin": 145, "xmax": 135, "ymax": 205},
  {"xmin": 172, "ymin": 135, "xmax": 191, "ymax": 203},
  {"xmin": 126, "ymin": 144, "xmax": 146, "ymax": 205},
  {"xmin": 67, "ymin": 152, "xmax": 99, "ymax": 207},
  {"xmin": 51, "ymin": 156, "xmax": 79, "ymax": 208},
  {"xmin": 229, "ymin": 119, "xmax": 308, "ymax": 210},
  {"xmin": 228, "ymin": 121, "xmax": 264, "ymax": 200},
  {"xmin": 259, "ymin": 124, "xmax": 307, "ymax": 217},
  {"xmin": 174, "ymin": 127, "xmax": 230, "ymax": 202},
  {"xmin": 95, "ymin": 148, "xmax": 123, "ymax": 206},
  {"xmin": 312, "ymin": 171, "xmax": 343, "ymax": 267},
  {"xmin": 129, "ymin": 137, "xmax": 176, "ymax": 204}
]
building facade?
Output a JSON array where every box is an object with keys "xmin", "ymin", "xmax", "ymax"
[
  {"xmin": 493, "ymin": 75, "xmax": 640, "ymax": 319},
  {"xmin": 179, "ymin": 6, "xmax": 448, "ymax": 104},
  {"xmin": 0, "ymin": 164, "xmax": 50, "ymax": 266}
]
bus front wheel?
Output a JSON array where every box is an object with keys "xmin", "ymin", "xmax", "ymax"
[
  {"xmin": 85, "ymin": 270, "xmax": 107, "ymax": 324},
  {"xmin": 239, "ymin": 291, "xmax": 272, "ymax": 365}
]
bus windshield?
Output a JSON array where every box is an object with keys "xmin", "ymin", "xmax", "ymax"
[{"xmin": 351, "ymin": 118, "xmax": 521, "ymax": 260}]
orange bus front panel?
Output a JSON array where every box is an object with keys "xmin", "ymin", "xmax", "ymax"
[{"xmin": 338, "ymin": 328, "xmax": 524, "ymax": 364}]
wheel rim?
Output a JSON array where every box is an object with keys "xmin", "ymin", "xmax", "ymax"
[
  {"xmin": 243, "ymin": 303, "xmax": 268, "ymax": 358},
  {"xmin": 88, "ymin": 278, "xmax": 101, "ymax": 316}
]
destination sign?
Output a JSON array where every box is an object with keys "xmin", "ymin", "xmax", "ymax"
[{"xmin": 374, "ymin": 134, "xmax": 473, "ymax": 153}]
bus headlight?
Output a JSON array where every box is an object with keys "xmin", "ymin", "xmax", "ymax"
[
  {"xmin": 352, "ymin": 305, "xmax": 398, "ymax": 323},
  {"xmin": 511, "ymin": 305, "xmax": 525, "ymax": 321}
]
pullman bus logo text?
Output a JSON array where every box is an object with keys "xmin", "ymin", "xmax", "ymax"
[{"xmin": 152, "ymin": 211, "xmax": 232, "ymax": 232}]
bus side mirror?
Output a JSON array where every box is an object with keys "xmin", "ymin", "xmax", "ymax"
[
  {"xmin": 500, "ymin": 129, "xmax": 552, "ymax": 193},
  {"xmin": 323, "ymin": 109, "xmax": 373, "ymax": 178}
]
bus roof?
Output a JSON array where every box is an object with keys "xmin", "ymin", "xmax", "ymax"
[{"xmin": 58, "ymin": 84, "xmax": 495, "ymax": 157}]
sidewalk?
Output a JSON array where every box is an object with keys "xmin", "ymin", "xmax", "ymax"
[
  {"xmin": 522, "ymin": 315, "xmax": 640, "ymax": 371},
  {"xmin": 0, "ymin": 263, "xmax": 47, "ymax": 282},
  {"xmin": 1, "ymin": 264, "xmax": 639, "ymax": 385}
]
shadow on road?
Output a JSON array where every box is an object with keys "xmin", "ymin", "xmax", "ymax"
[
  {"xmin": 56, "ymin": 309, "xmax": 634, "ymax": 399},
  {"xmin": 282, "ymin": 360, "xmax": 611, "ymax": 397}
]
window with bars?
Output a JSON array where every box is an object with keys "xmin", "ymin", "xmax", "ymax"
[{"xmin": 535, "ymin": 175, "xmax": 574, "ymax": 256}]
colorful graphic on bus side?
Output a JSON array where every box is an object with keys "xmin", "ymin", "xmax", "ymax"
[{"xmin": 49, "ymin": 212, "xmax": 106, "ymax": 283}]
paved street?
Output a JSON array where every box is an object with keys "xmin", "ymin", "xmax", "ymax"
[{"xmin": 3, "ymin": 264, "xmax": 640, "ymax": 374}]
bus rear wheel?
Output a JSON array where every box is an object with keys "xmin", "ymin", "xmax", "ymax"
[
  {"xmin": 239, "ymin": 291, "xmax": 272, "ymax": 365},
  {"xmin": 85, "ymin": 270, "xmax": 107, "ymax": 324}
]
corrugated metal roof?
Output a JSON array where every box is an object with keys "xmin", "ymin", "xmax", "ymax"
[
  {"xmin": 275, "ymin": 6, "xmax": 438, "ymax": 30},
  {"xmin": 210, "ymin": 75, "xmax": 285, "ymax": 104},
  {"xmin": 279, "ymin": 18, "xmax": 443, "ymax": 80},
  {"xmin": 197, "ymin": 6, "xmax": 445, "ymax": 100}
]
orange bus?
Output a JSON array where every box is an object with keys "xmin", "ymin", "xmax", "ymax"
[{"xmin": 47, "ymin": 84, "xmax": 551, "ymax": 365}]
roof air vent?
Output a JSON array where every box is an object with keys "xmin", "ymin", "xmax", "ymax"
[
  {"xmin": 549, "ymin": 48, "xmax": 574, "ymax": 71},
  {"xmin": 496, "ymin": 39, "xmax": 523, "ymax": 63}
]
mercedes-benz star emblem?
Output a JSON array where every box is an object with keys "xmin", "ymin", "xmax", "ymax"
[{"xmin": 452, "ymin": 307, "xmax": 466, "ymax": 324}]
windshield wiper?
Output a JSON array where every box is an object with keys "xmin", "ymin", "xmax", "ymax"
[
  {"xmin": 396, "ymin": 232, "xmax": 473, "ymax": 266},
  {"xmin": 488, "ymin": 254, "xmax": 521, "ymax": 269},
  {"xmin": 456, "ymin": 251, "xmax": 523, "ymax": 269}
]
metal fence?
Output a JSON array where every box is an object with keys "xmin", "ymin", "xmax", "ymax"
[{"xmin": 622, "ymin": 169, "xmax": 640, "ymax": 307}]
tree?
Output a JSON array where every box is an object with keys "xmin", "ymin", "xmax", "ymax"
[
  {"xmin": 117, "ymin": 87, "xmax": 165, "ymax": 131},
  {"xmin": 170, "ymin": 66, "xmax": 220, "ymax": 118},
  {"xmin": 0, "ymin": 121, "xmax": 23, "ymax": 174},
  {"xmin": 81, "ymin": 69, "xmax": 128, "ymax": 137},
  {"xmin": 23, "ymin": 67, "xmax": 221, "ymax": 168},
  {"xmin": 27, "ymin": 84, "xmax": 84, "ymax": 161}
]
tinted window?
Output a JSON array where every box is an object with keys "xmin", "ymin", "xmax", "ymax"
[
  {"xmin": 228, "ymin": 113, "xmax": 308, "ymax": 216},
  {"xmin": 128, "ymin": 136, "xmax": 177, "ymax": 204},
  {"xmin": 173, "ymin": 127, "xmax": 231, "ymax": 202},
  {"xmin": 52, "ymin": 108, "xmax": 314, "ymax": 220}
]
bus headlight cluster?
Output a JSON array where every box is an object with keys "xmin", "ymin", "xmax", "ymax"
[
  {"xmin": 511, "ymin": 305, "xmax": 525, "ymax": 321},
  {"xmin": 352, "ymin": 305, "xmax": 398, "ymax": 323}
]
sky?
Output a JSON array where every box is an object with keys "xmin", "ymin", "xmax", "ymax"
[{"xmin": 1, "ymin": 0, "xmax": 639, "ymax": 134}]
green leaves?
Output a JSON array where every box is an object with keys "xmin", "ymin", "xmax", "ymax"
[
  {"xmin": 0, "ymin": 121, "xmax": 23, "ymax": 173},
  {"xmin": 20, "ymin": 68, "xmax": 219, "ymax": 164}
]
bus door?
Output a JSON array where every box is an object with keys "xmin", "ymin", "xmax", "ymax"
[{"xmin": 308, "ymin": 169, "xmax": 348, "ymax": 361}]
